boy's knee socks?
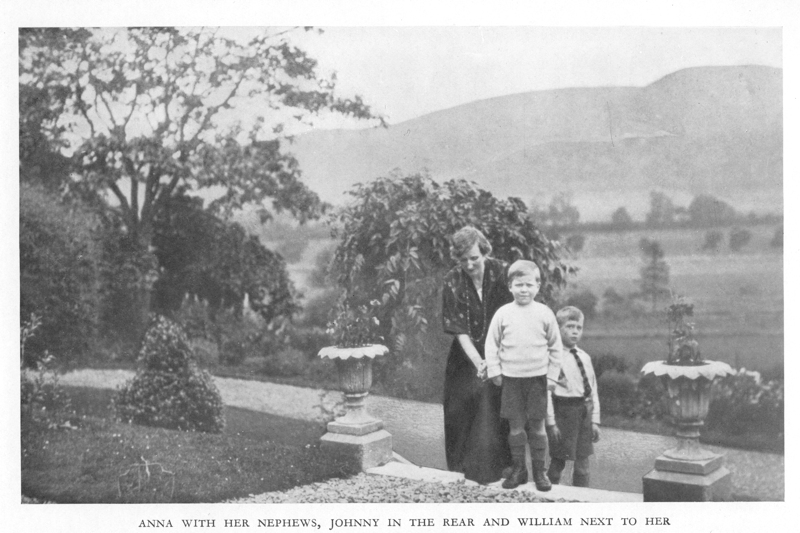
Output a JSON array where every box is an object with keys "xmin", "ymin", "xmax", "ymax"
[
  {"xmin": 508, "ymin": 431, "xmax": 527, "ymax": 457},
  {"xmin": 527, "ymin": 432, "xmax": 547, "ymax": 462}
]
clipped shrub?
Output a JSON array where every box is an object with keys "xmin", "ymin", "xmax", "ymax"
[{"xmin": 115, "ymin": 316, "xmax": 225, "ymax": 433}]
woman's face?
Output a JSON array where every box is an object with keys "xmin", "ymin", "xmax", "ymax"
[{"xmin": 458, "ymin": 243, "xmax": 486, "ymax": 277}]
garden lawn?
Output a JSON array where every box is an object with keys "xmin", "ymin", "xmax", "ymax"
[{"xmin": 21, "ymin": 387, "xmax": 358, "ymax": 503}]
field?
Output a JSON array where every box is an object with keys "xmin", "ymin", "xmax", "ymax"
[
  {"xmin": 567, "ymin": 224, "xmax": 783, "ymax": 373},
  {"xmin": 286, "ymin": 223, "xmax": 783, "ymax": 375}
]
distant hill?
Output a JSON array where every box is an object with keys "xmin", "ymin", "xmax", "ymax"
[{"xmin": 289, "ymin": 65, "xmax": 782, "ymax": 221}]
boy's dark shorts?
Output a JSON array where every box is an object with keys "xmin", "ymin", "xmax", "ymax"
[
  {"xmin": 500, "ymin": 375, "xmax": 547, "ymax": 421},
  {"xmin": 549, "ymin": 396, "xmax": 594, "ymax": 460}
]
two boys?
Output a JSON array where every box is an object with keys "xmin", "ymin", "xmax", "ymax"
[{"xmin": 485, "ymin": 260, "xmax": 600, "ymax": 491}]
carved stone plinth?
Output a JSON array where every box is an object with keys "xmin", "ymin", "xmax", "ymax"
[
  {"xmin": 320, "ymin": 429, "xmax": 393, "ymax": 471},
  {"xmin": 643, "ymin": 464, "xmax": 732, "ymax": 502}
]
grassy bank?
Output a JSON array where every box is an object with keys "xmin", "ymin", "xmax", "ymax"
[{"xmin": 21, "ymin": 387, "xmax": 357, "ymax": 503}]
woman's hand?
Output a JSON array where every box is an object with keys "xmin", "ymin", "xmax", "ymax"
[
  {"xmin": 476, "ymin": 360, "xmax": 488, "ymax": 381},
  {"xmin": 491, "ymin": 375, "xmax": 502, "ymax": 387}
]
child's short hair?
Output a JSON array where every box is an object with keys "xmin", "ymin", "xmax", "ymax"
[
  {"xmin": 556, "ymin": 306, "xmax": 585, "ymax": 326},
  {"xmin": 507, "ymin": 260, "xmax": 540, "ymax": 283}
]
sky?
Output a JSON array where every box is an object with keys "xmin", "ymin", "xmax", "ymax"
[{"xmin": 288, "ymin": 27, "xmax": 783, "ymax": 127}]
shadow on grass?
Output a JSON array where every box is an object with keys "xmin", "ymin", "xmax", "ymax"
[{"xmin": 22, "ymin": 387, "xmax": 359, "ymax": 503}]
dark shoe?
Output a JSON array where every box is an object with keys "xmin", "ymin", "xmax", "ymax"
[
  {"xmin": 532, "ymin": 461, "xmax": 552, "ymax": 492},
  {"xmin": 547, "ymin": 458, "xmax": 565, "ymax": 485},
  {"xmin": 502, "ymin": 461, "xmax": 528, "ymax": 489},
  {"xmin": 501, "ymin": 466, "xmax": 514, "ymax": 479},
  {"xmin": 546, "ymin": 466, "xmax": 561, "ymax": 485}
]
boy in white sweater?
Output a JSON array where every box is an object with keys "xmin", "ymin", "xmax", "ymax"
[{"xmin": 486, "ymin": 260, "xmax": 562, "ymax": 491}]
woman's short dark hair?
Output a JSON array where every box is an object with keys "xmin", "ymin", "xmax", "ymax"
[{"xmin": 451, "ymin": 226, "xmax": 492, "ymax": 258}]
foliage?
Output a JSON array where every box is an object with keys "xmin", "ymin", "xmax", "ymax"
[
  {"xmin": 597, "ymin": 371, "xmax": 639, "ymax": 418},
  {"xmin": 666, "ymin": 295, "xmax": 701, "ymax": 365},
  {"xmin": 563, "ymin": 288, "xmax": 598, "ymax": 319},
  {"xmin": 564, "ymin": 233, "xmax": 586, "ymax": 254},
  {"xmin": 529, "ymin": 192, "xmax": 580, "ymax": 229},
  {"xmin": 637, "ymin": 238, "xmax": 670, "ymax": 312},
  {"xmin": 770, "ymin": 225, "xmax": 783, "ymax": 248},
  {"xmin": 325, "ymin": 300, "xmax": 383, "ymax": 348},
  {"xmin": 701, "ymin": 230, "xmax": 724, "ymax": 252},
  {"xmin": 20, "ymin": 27, "xmax": 377, "ymax": 339},
  {"xmin": 329, "ymin": 172, "xmax": 572, "ymax": 355},
  {"xmin": 20, "ymin": 183, "xmax": 103, "ymax": 365},
  {"xmin": 152, "ymin": 194, "xmax": 299, "ymax": 325},
  {"xmin": 600, "ymin": 287, "xmax": 643, "ymax": 319},
  {"xmin": 115, "ymin": 316, "xmax": 225, "ymax": 432},
  {"xmin": 610, "ymin": 206, "xmax": 634, "ymax": 229},
  {"xmin": 707, "ymin": 369, "xmax": 784, "ymax": 437},
  {"xmin": 262, "ymin": 347, "xmax": 309, "ymax": 377},
  {"xmin": 299, "ymin": 287, "xmax": 342, "ymax": 329},
  {"xmin": 688, "ymin": 194, "xmax": 739, "ymax": 227},
  {"xmin": 308, "ymin": 243, "xmax": 337, "ymax": 289},
  {"xmin": 645, "ymin": 191, "xmax": 680, "ymax": 228},
  {"xmin": 729, "ymin": 227, "xmax": 753, "ymax": 252},
  {"xmin": 590, "ymin": 353, "xmax": 631, "ymax": 379},
  {"xmin": 20, "ymin": 314, "xmax": 75, "ymax": 428}
]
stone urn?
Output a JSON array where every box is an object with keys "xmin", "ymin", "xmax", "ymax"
[
  {"xmin": 641, "ymin": 360, "xmax": 735, "ymax": 501},
  {"xmin": 319, "ymin": 344, "xmax": 388, "ymax": 431},
  {"xmin": 318, "ymin": 344, "xmax": 392, "ymax": 470}
]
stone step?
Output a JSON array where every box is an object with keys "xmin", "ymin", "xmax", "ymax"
[{"xmin": 367, "ymin": 461, "xmax": 643, "ymax": 503}]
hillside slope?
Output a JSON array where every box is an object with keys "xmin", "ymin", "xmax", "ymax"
[{"xmin": 289, "ymin": 65, "xmax": 782, "ymax": 220}]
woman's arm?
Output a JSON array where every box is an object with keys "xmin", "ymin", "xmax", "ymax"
[{"xmin": 456, "ymin": 334, "xmax": 484, "ymax": 372}]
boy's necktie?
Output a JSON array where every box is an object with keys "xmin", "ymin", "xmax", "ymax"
[{"xmin": 571, "ymin": 348, "xmax": 592, "ymax": 398}]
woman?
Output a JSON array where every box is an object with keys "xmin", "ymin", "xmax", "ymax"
[{"xmin": 441, "ymin": 226, "xmax": 513, "ymax": 484}]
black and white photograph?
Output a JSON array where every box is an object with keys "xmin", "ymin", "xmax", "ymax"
[{"xmin": 4, "ymin": 0, "xmax": 797, "ymax": 531}]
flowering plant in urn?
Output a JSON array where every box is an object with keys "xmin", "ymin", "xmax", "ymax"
[
  {"xmin": 666, "ymin": 296, "xmax": 701, "ymax": 365},
  {"xmin": 319, "ymin": 299, "xmax": 388, "ymax": 429}
]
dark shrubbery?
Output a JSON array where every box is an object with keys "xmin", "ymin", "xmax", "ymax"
[
  {"xmin": 597, "ymin": 371, "xmax": 638, "ymax": 417},
  {"xmin": 20, "ymin": 183, "xmax": 102, "ymax": 365},
  {"xmin": 590, "ymin": 353, "xmax": 630, "ymax": 379},
  {"xmin": 707, "ymin": 370, "xmax": 784, "ymax": 437},
  {"xmin": 115, "ymin": 316, "xmax": 225, "ymax": 433}
]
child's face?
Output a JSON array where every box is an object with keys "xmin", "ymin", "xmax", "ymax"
[
  {"xmin": 509, "ymin": 272, "xmax": 540, "ymax": 305},
  {"xmin": 560, "ymin": 318, "xmax": 584, "ymax": 348}
]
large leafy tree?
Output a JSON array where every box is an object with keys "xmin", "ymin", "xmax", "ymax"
[
  {"xmin": 152, "ymin": 194, "xmax": 298, "ymax": 324},
  {"xmin": 330, "ymin": 172, "xmax": 574, "ymax": 352},
  {"xmin": 20, "ymin": 27, "xmax": 377, "ymax": 338}
]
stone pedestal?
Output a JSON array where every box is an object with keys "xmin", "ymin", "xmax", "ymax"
[
  {"xmin": 318, "ymin": 345, "xmax": 393, "ymax": 471},
  {"xmin": 321, "ymin": 427, "xmax": 393, "ymax": 470},
  {"xmin": 643, "ymin": 460, "xmax": 732, "ymax": 502}
]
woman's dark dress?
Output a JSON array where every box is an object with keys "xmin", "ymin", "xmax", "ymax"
[{"xmin": 441, "ymin": 257, "xmax": 513, "ymax": 484}]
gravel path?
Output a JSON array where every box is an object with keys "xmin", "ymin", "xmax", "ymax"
[{"xmin": 55, "ymin": 369, "xmax": 784, "ymax": 501}]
